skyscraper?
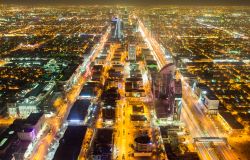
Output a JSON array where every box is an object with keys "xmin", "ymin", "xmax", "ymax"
[
  {"xmin": 111, "ymin": 17, "xmax": 123, "ymax": 40},
  {"xmin": 152, "ymin": 63, "xmax": 182, "ymax": 122}
]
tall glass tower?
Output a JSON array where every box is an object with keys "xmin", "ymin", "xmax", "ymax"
[{"xmin": 111, "ymin": 17, "xmax": 123, "ymax": 39}]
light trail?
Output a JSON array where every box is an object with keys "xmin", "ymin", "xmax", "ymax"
[
  {"xmin": 137, "ymin": 18, "xmax": 238, "ymax": 160},
  {"xmin": 138, "ymin": 19, "xmax": 167, "ymax": 69},
  {"xmin": 28, "ymin": 28, "xmax": 110, "ymax": 160},
  {"xmin": 196, "ymin": 19, "xmax": 249, "ymax": 39}
]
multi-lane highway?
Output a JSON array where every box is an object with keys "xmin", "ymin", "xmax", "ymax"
[
  {"xmin": 137, "ymin": 18, "xmax": 238, "ymax": 160},
  {"xmin": 25, "ymin": 17, "xmax": 239, "ymax": 160},
  {"xmin": 182, "ymin": 84, "xmax": 238, "ymax": 160},
  {"xmin": 28, "ymin": 28, "xmax": 110, "ymax": 160}
]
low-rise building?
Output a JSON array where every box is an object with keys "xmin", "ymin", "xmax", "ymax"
[
  {"xmin": 57, "ymin": 63, "xmax": 81, "ymax": 91},
  {"xmin": 17, "ymin": 113, "xmax": 45, "ymax": 141},
  {"xmin": 0, "ymin": 112, "xmax": 45, "ymax": 159},
  {"xmin": 134, "ymin": 134, "xmax": 152, "ymax": 157},
  {"xmin": 102, "ymin": 105, "xmax": 115, "ymax": 126},
  {"xmin": 128, "ymin": 44, "xmax": 136, "ymax": 61},
  {"xmin": 218, "ymin": 111, "xmax": 244, "ymax": 134},
  {"xmin": 8, "ymin": 82, "xmax": 55, "ymax": 118},
  {"xmin": 16, "ymin": 127, "xmax": 35, "ymax": 142},
  {"xmin": 132, "ymin": 105, "xmax": 144, "ymax": 114},
  {"xmin": 108, "ymin": 69, "xmax": 123, "ymax": 79},
  {"xmin": 125, "ymin": 88, "xmax": 146, "ymax": 97},
  {"xmin": 125, "ymin": 77, "xmax": 145, "ymax": 97},
  {"xmin": 79, "ymin": 82, "xmax": 100, "ymax": 99},
  {"xmin": 91, "ymin": 128, "xmax": 113, "ymax": 160},
  {"xmin": 164, "ymin": 143, "xmax": 200, "ymax": 160},
  {"xmin": 112, "ymin": 64, "xmax": 124, "ymax": 72},
  {"xmin": 67, "ymin": 100, "xmax": 90, "ymax": 125},
  {"xmin": 111, "ymin": 57, "xmax": 122, "ymax": 65},
  {"xmin": 6, "ymin": 100, "xmax": 18, "ymax": 118},
  {"xmin": 130, "ymin": 114, "xmax": 148, "ymax": 127},
  {"xmin": 95, "ymin": 55, "xmax": 107, "ymax": 65},
  {"xmin": 203, "ymin": 93, "xmax": 219, "ymax": 115}
]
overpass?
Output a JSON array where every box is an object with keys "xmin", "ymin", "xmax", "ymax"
[
  {"xmin": 67, "ymin": 119, "xmax": 85, "ymax": 126},
  {"xmin": 194, "ymin": 137, "xmax": 227, "ymax": 143}
]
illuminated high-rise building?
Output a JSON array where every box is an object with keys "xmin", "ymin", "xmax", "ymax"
[
  {"xmin": 128, "ymin": 44, "xmax": 136, "ymax": 61},
  {"xmin": 152, "ymin": 63, "xmax": 182, "ymax": 122},
  {"xmin": 111, "ymin": 17, "xmax": 123, "ymax": 40},
  {"xmin": 169, "ymin": 79, "xmax": 182, "ymax": 120}
]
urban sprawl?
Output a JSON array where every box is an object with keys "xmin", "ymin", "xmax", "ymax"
[{"xmin": 0, "ymin": 5, "xmax": 249, "ymax": 160}]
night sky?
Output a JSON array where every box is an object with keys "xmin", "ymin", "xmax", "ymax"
[{"xmin": 2, "ymin": 0, "xmax": 250, "ymax": 6}]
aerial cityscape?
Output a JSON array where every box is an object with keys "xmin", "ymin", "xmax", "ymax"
[{"xmin": 0, "ymin": 1, "xmax": 249, "ymax": 160}]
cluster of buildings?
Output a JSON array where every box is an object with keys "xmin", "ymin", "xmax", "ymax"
[
  {"xmin": 1, "ymin": 5, "xmax": 249, "ymax": 160},
  {"xmin": 90, "ymin": 128, "xmax": 114, "ymax": 160},
  {"xmin": 125, "ymin": 62, "xmax": 145, "ymax": 98},
  {"xmin": 133, "ymin": 132, "xmax": 153, "ymax": 157},
  {"xmin": 0, "ymin": 6, "xmax": 121, "ymax": 160},
  {"xmin": 160, "ymin": 126, "xmax": 200, "ymax": 160},
  {"xmin": 0, "ymin": 7, "xmax": 113, "ymax": 119},
  {"xmin": 139, "ymin": 7, "xmax": 249, "ymax": 133},
  {"xmin": 0, "ymin": 113, "xmax": 45, "ymax": 159}
]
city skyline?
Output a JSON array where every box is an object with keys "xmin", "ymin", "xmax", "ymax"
[
  {"xmin": 2, "ymin": 0, "xmax": 250, "ymax": 6},
  {"xmin": 0, "ymin": 4, "xmax": 249, "ymax": 160}
]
